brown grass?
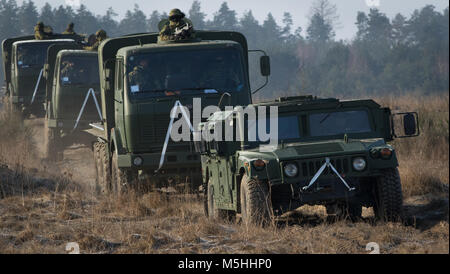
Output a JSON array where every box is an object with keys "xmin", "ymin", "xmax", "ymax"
[{"xmin": 0, "ymin": 94, "xmax": 448, "ymax": 254}]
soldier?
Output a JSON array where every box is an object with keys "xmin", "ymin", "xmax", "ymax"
[
  {"xmin": 62, "ymin": 22, "xmax": 76, "ymax": 35},
  {"xmin": 159, "ymin": 9, "xmax": 195, "ymax": 41},
  {"xmin": 34, "ymin": 21, "xmax": 52, "ymax": 40},
  {"xmin": 128, "ymin": 58, "xmax": 161, "ymax": 92},
  {"xmin": 84, "ymin": 29, "xmax": 107, "ymax": 51}
]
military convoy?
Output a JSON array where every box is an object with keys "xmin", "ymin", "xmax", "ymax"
[
  {"xmin": 195, "ymin": 96, "xmax": 419, "ymax": 224},
  {"xmin": 1, "ymin": 15, "xmax": 420, "ymax": 225},
  {"xmin": 1, "ymin": 34, "xmax": 83, "ymax": 117}
]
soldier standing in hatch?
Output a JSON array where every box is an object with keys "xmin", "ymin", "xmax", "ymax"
[
  {"xmin": 34, "ymin": 21, "xmax": 52, "ymax": 40},
  {"xmin": 62, "ymin": 22, "xmax": 76, "ymax": 35},
  {"xmin": 84, "ymin": 29, "xmax": 107, "ymax": 51},
  {"xmin": 159, "ymin": 9, "xmax": 195, "ymax": 41}
]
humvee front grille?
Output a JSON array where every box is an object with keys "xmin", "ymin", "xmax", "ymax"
[{"xmin": 297, "ymin": 157, "xmax": 350, "ymax": 178}]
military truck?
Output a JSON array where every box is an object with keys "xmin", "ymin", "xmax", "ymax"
[
  {"xmin": 195, "ymin": 95, "xmax": 419, "ymax": 224},
  {"xmin": 43, "ymin": 43, "xmax": 101, "ymax": 160},
  {"xmin": 1, "ymin": 34, "xmax": 83, "ymax": 117},
  {"xmin": 88, "ymin": 31, "xmax": 270, "ymax": 194}
]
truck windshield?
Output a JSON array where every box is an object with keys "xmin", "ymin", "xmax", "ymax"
[
  {"xmin": 59, "ymin": 56, "xmax": 99, "ymax": 86},
  {"xmin": 16, "ymin": 43, "xmax": 53, "ymax": 69},
  {"xmin": 309, "ymin": 110, "xmax": 372, "ymax": 137},
  {"xmin": 126, "ymin": 47, "xmax": 246, "ymax": 96}
]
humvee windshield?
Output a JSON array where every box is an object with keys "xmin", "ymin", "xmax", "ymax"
[
  {"xmin": 59, "ymin": 55, "xmax": 99, "ymax": 86},
  {"xmin": 243, "ymin": 109, "xmax": 372, "ymax": 146},
  {"xmin": 16, "ymin": 43, "xmax": 53, "ymax": 69},
  {"xmin": 309, "ymin": 110, "xmax": 371, "ymax": 136},
  {"xmin": 126, "ymin": 48, "xmax": 246, "ymax": 97}
]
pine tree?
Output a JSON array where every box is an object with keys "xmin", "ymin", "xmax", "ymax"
[
  {"xmin": 189, "ymin": 0, "xmax": 206, "ymax": 30},
  {"xmin": 147, "ymin": 10, "xmax": 161, "ymax": 32},
  {"xmin": 18, "ymin": 0, "xmax": 38, "ymax": 35},
  {"xmin": 212, "ymin": 2, "xmax": 238, "ymax": 30}
]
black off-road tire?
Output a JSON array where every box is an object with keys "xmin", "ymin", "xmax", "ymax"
[
  {"xmin": 374, "ymin": 168, "xmax": 403, "ymax": 222},
  {"xmin": 44, "ymin": 119, "xmax": 63, "ymax": 161},
  {"xmin": 93, "ymin": 142, "xmax": 106, "ymax": 194},
  {"xmin": 111, "ymin": 152, "xmax": 137, "ymax": 196},
  {"xmin": 240, "ymin": 175, "xmax": 272, "ymax": 226},
  {"xmin": 206, "ymin": 179, "xmax": 235, "ymax": 221},
  {"xmin": 99, "ymin": 143, "xmax": 112, "ymax": 194}
]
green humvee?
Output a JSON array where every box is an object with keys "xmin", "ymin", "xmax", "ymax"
[
  {"xmin": 44, "ymin": 44, "xmax": 101, "ymax": 160},
  {"xmin": 87, "ymin": 31, "xmax": 270, "ymax": 194},
  {"xmin": 2, "ymin": 35, "xmax": 83, "ymax": 117},
  {"xmin": 195, "ymin": 96, "xmax": 419, "ymax": 224}
]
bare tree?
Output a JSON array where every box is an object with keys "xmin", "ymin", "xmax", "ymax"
[{"xmin": 308, "ymin": 0, "xmax": 341, "ymax": 30}]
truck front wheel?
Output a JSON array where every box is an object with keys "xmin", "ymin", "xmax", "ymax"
[
  {"xmin": 374, "ymin": 168, "xmax": 403, "ymax": 222},
  {"xmin": 44, "ymin": 119, "xmax": 63, "ymax": 161},
  {"xmin": 240, "ymin": 175, "xmax": 272, "ymax": 226},
  {"xmin": 111, "ymin": 152, "xmax": 137, "ymax": 196}
]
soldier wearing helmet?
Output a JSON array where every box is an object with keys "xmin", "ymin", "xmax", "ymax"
[
  {"xmin": 84, "ymin": 29, "xmax": 108, "ymax": 51},
  {"xmin": 34, "ymin": 21, "xmax": 52, "ymax": 40},
  {"xmin": 62, "ymin": 22, "xmax": 76, "ymax": 35},
  {"xmin": 159, "ymin": 9, "xmax": 195, "ymax": 41}
]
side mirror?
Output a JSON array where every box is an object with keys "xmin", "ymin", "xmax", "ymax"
[
  {"xmin": 391, "ymin": 112, "xmax": 419, "ymax": 138},
  {"xmin": 403, "ymin": 113, "xmax": 417, "ymax": 136},
  {"xmin": 260, "ymin": 55, "xmax": 271, "ymax": 77}
]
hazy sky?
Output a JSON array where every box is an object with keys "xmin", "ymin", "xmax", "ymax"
[{"xmin": 18, "ymin": 0, "xmax": 449, "ymax": 40}]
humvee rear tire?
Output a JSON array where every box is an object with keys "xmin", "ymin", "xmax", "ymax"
[
  {"xmin": 374, "ymin": 168, "xmax": 403, "ymax": 222},
  {"xmin": 240, "ymin": 175, "xmax": 272, "ymax": 226},
  {"xmin": 206, "ymin": 179, "xmax": 235, "ymax": 221},
  {"xmin": 111, "ymin": 152, "xmax": 138, "ymax": 196}
]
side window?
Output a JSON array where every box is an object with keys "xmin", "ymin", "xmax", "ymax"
[{"xmin": 115, "ymin": 58, "xmax": 123, "ymax": 92}]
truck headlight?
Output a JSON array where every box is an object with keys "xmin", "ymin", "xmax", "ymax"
[
  {"xmin": 133, "ymin": 156, "xmax": 143, "ymax": 166},
  {"xmin": 284, "ymin": 163, "xmax": 298, "ymax": 178},
  {"xmin": 352, "ymin": 157, "xmax": 366, "ymax": 171}
]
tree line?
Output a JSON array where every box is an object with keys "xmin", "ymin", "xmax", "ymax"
[{"xmin": 0, "ymin": 0, "xmax": 448, "ymax": 97}]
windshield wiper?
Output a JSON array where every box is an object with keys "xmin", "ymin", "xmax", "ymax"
[{"xmin": 319, "ymin": 103, "xmax": 343, "ymax": 124}]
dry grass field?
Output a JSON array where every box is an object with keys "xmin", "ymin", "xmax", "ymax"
[{"xmin": 0, "ymin": 94, "xmax": 448, "ymax": 254}]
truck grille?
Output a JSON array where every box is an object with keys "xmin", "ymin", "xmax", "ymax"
[{"xmin": 296, "ymin": 157, "xmax": 351, "ymax": 178}]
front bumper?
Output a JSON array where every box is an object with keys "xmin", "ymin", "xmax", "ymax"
[{"xmin": 117, "ymin": 151, "xmax": 201, "ymax": 173}]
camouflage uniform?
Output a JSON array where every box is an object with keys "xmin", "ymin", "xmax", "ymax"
[
  {"xmin": 34, "ymin": 21, "xmax": 52, "ymax": 40},
  {"xmin": 159, "ymin": 9, "xmax": 195, "ymax": 41},
  {"xmin": 62, "ymin": 22, "xmax": 76, "ymax": 35},
  {"xmin": 84, "ymin": 29, "xmax": 107, "ymax": 51}
]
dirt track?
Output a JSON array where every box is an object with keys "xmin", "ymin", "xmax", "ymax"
[{"xmin": 0, "ymin": 101, "xmax": 448, "ymax": 254}]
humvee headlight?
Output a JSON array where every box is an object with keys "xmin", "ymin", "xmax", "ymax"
[
  {"xmin": 380, "ymin": 148, "xmax": 393, "ymax": 159},
  {"xmin": 252, "ymin": 159, "xmax": 266, "ymax": 171},
  {"xmin": 352, "ymin": 157, "xmax": 366, "ymax": 171},
  {"xmin": 284, "ymin": 163, "xmax": 298, "ymax": 178},
  {"xmin": 133, "ymin": 156, "xmax": 143, "ymax": 166}
]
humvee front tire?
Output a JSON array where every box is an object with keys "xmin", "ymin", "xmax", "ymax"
[
  {"xmin": 206, "ymin": 179, "xmax": 235, "ymax": 221},
  {"xmin": 240, "ymin": 175, "xmax": 272, "ymax": 226},
  {"xmin": 374, "ymin": 168, "xmax": 403, "ymax": 222}
]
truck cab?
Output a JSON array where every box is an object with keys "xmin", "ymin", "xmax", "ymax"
[
  {"xmin": 91, "ymin": 31, "xmax": 270, "ymax": 194},
  {"xmin": 44, "ymin": 47, "xmax": 101, "ymax": 160},
  {"xmin": 196, "ymin": 96, "xmax": 419, "ymax": 224}
]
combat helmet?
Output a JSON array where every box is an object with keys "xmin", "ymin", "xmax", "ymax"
[
  {"xmin": 95, "ymin": 29, "xmax": 107, "ymax": 39},
  {"xmin": 169, "ymin": 9, "xmax": 185, "ymax": 20},
  {"xmin": 36, "ymin": 21, "xmax": 44, "ymax": 28}
]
